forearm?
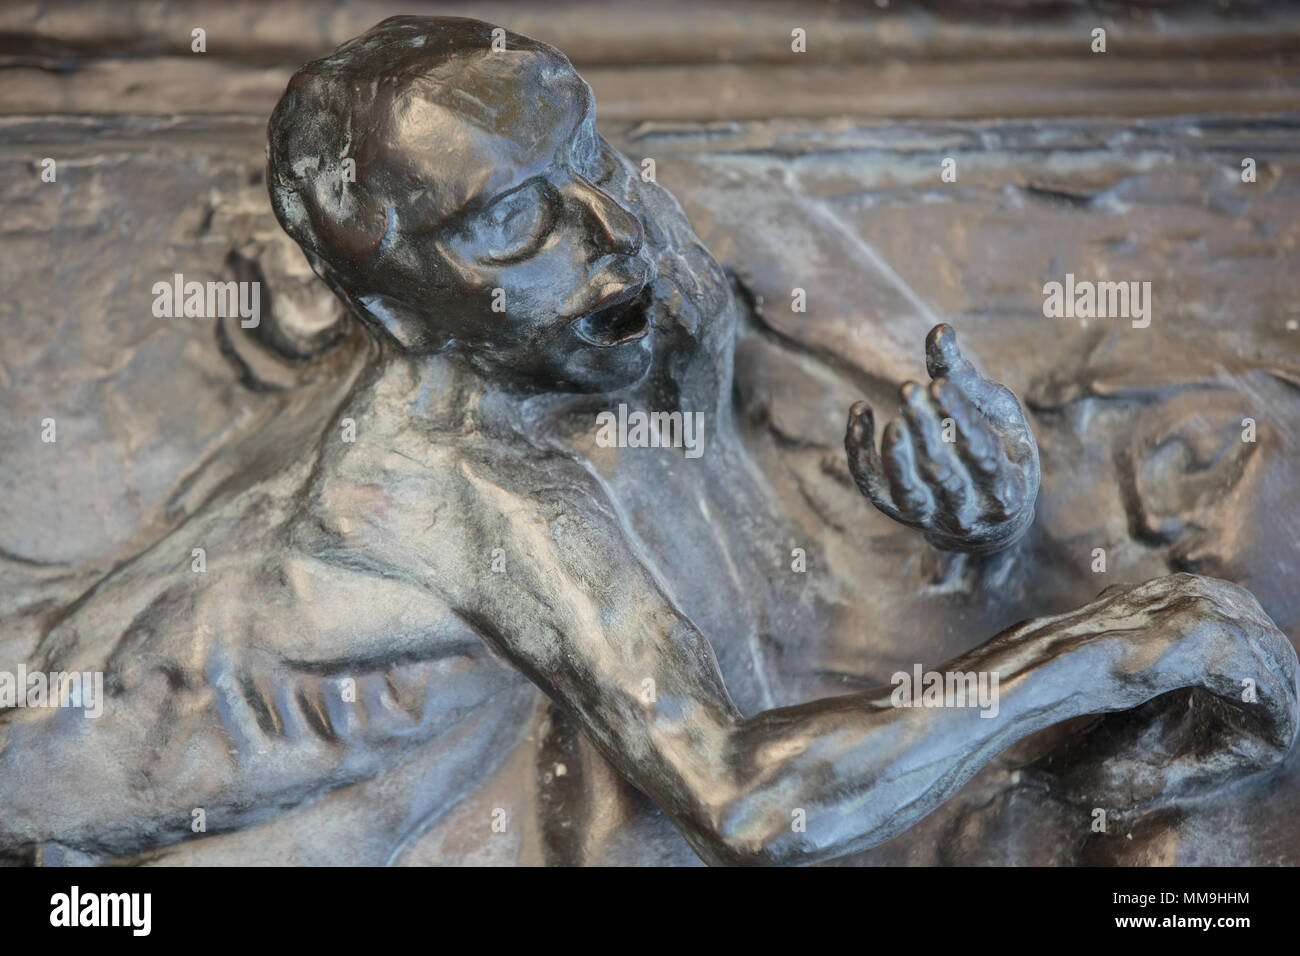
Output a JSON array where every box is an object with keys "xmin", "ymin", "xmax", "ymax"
[
  {"xmin": 709, "ymin": 632, "xmax": 1119, "ymax": 864},
  {"xmin": 664, "ymin": 576, "xmax": 1296, "ymax": 865}
]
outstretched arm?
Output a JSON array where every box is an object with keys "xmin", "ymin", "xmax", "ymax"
[{"xmin": 431, "ymin": 447, "xmax": 1297, "ymax": 865}]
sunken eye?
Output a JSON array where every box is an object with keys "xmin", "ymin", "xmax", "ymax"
[{"xmin": 463, "ymin": 180, "xmax": 556, "ymax": 264}]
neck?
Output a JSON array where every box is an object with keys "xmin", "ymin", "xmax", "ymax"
[{"xmin": 387, "ymin": 291, "xmax": 741, "ymax": 445}]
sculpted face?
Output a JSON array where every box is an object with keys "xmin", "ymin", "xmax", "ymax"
[
  {"xmin": 362, "ymin": 57, "xmax": 663, "ymax": 391},
  {"xmin": 269, "ymin": 17, "xmax": 729, "ymax": 393}
]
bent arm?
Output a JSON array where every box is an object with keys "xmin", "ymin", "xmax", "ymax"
[
  {"xmin": 717, "ymin": 577, "xmax": 1295, "ymax": 862},
  {"xmin": 431, "ymin": 452, "xmax": 1299, "ymax": 865}
]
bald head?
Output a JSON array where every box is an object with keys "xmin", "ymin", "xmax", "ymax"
[
  {"xmin": 265, "ymin": 16, "xmax": 668, "ymax": 393},
  {"xmin": 267, "ymin": 16, "xmax": 593, "ymax": 295}
]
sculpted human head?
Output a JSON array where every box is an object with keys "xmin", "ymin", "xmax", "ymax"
[{"xmin": 267, "ymin": 15, "xmax": 687, "ymax": 393}]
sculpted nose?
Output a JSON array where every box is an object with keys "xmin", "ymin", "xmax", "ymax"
[{"xmin": 569, "ymin": 177, "xmax": 643, "ymax": 257}]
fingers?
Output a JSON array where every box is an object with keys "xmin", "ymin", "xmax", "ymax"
[
  {"xmin": 848, "ymin": 383, "xmax": 980, "ymax": 532},
  {"xmin": 850, "ymin": 323, "xmax": 1040, "ymax": 538},
  {"xmin": 927, "ymin": 378, "xmax": 1004, "ymax": 482},
  {"xmin": 881, "ymin": 418, "xmax": 934, "ymax": 524},
  {"xmin": 927, "ymin": 323, "xmax": 1037, "ymax": 460},
  {"xmin": 844, "ymin": 402, "xmax": 900, "ymax": 520},
  {"xmin": 930, "ymin": 376, "xmax": 1027, "ymax": 521},
  {"xmin": 929, "ymin": 377, "xmax": 1028, "ymax": 520},
  {"xmin": 846, "ymin": 325, "xmax": 1038, "ymax": 547},
  {"xmin": 924, "ymin": 323, "xmax": 973, "ymax": 382},
  {"xmin": 901, "ymin": 381, "xmax": 973, "ymax": 532},
  {"xmin": 925, "ymin": 323, "xmax": 1004, "ymax": 412}
]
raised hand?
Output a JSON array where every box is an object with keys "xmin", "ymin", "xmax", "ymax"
[{"xmin": 845, "ymin": 323, "xmax": 1040, "ymax": 553}]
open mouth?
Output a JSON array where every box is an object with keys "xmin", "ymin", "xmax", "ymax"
[{"xmin": 574, "ymin": 287, "xmax": 653, "ymax": 347}]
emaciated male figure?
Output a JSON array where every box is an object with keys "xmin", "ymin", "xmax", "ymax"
[{"xmin": 2, "ymin": 17, "xmax": 1295, "ymax": 865}]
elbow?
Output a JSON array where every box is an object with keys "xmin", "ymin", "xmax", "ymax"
[{"xmin": 672, "ymin": 771, "xmax": 814, "ymax": 867}]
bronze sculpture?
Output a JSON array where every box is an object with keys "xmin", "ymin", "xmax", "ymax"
[{"xmin": 2, "ymin": 15, "xmax": 1296, "ymax": 866}]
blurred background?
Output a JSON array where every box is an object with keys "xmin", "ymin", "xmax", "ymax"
[{"xmin": 3, "ymin": 1, "xmax": 1298, "ymax": 119}]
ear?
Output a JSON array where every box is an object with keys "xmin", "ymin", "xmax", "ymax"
[
  {"xmin": 300, "ymin": 250, "xmax": 435, "ymax": 352},
  {"xmin": 356, "ymin": 292, "xmax": 444, "ymax": 352}
]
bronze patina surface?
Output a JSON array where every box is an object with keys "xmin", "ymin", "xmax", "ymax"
[{"xmin": 2, "ymin": 6, "xmax": 1298, "ymax": 866}]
